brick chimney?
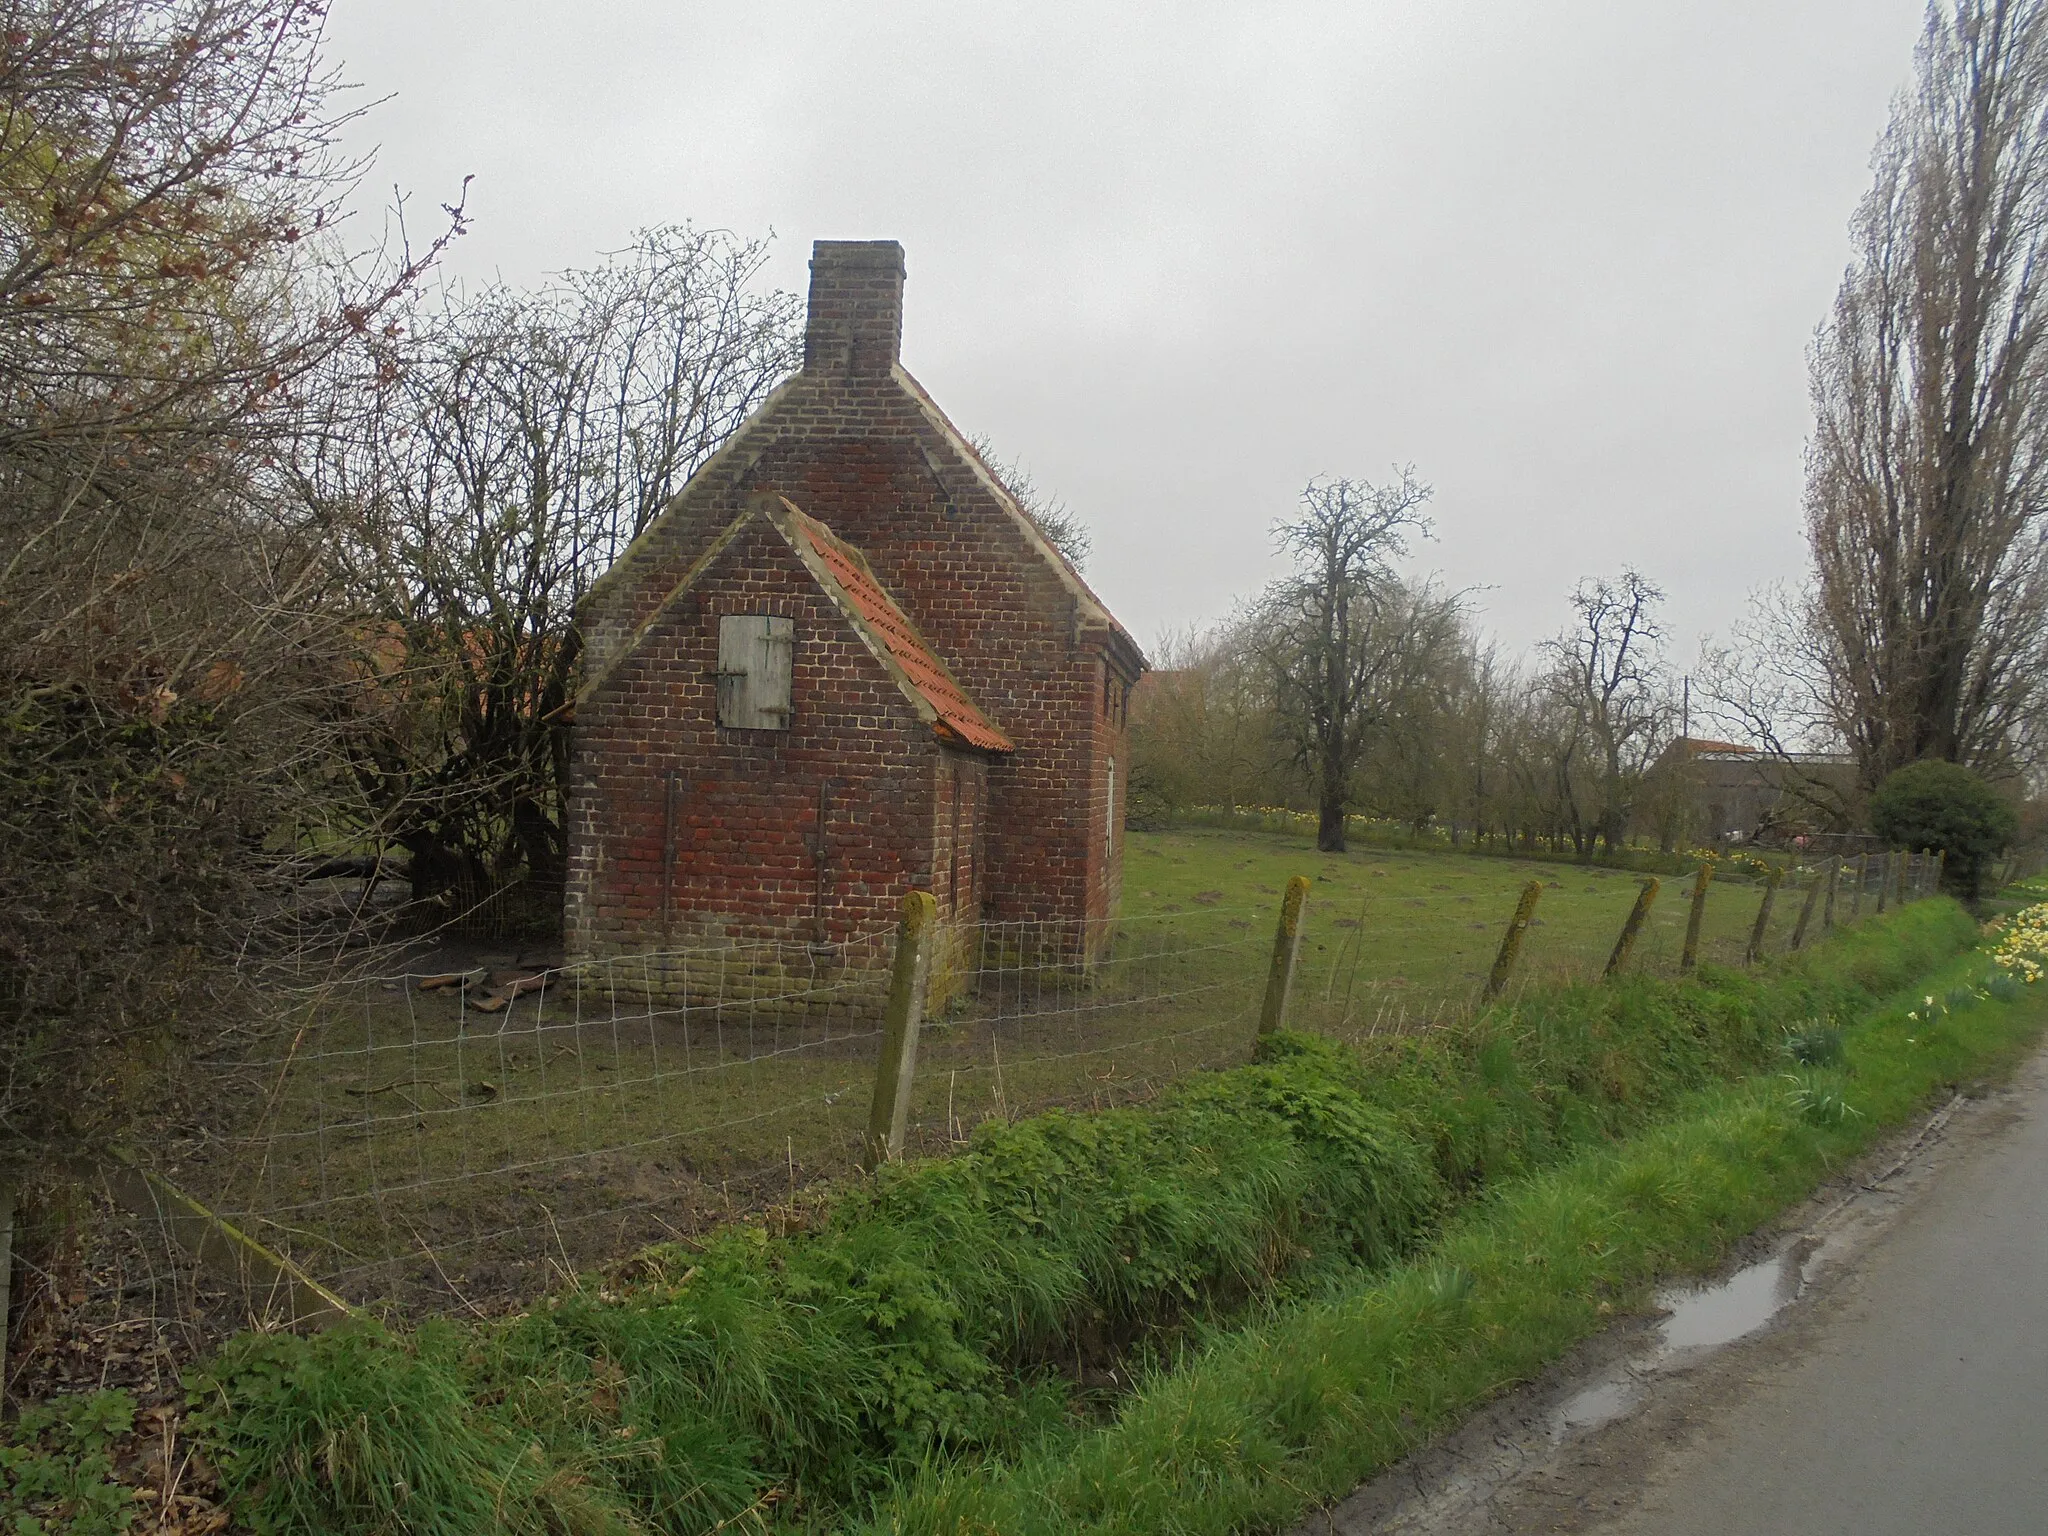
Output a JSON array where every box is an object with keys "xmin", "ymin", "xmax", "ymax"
[{"xmin": 804, "ymin": 240, "xmax": 905, "ymax": 376}]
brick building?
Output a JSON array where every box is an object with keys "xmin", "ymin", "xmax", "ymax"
[
  {"xmin": 1645, "ymin": 737, "xmax": 1858, "ymax": 847},
  {"xmin": 564, "ymin": 240, "xmax": 1146, "ymax": 970}
]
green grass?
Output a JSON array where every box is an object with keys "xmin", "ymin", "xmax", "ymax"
[
  {"xmin": 178, "ymin": 899, "xmax": 1996, "ymax": 1536},
  {"xmin": 1124, "ymin": 827, "xmax": 1803, "ymax": 1029},
  {"xmin": 173, "ymin": 831, "xmax": 1894, "ymax": 1310},
  {"xmin": 859, "ymin": 916, "xmax": 2047, "ymax": 1535}
]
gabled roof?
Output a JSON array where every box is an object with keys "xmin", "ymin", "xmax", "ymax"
[
  {"xmin": 775, "ymin": 501, "xmax": 1014, "ymax": 754},
  {"xmin": 575, "ymin": 492, "xmax": 1013, "ymax": 755},
  {"xmin": 891, "ymin": 366, "xmax": 1147, "ymax": 680}
]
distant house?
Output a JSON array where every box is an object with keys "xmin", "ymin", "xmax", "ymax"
[
  {"xmin": 1648, "ymin": 738, "xmax": 1858, "ymax": 845},
  {"xmin": 563, "ymin": 241, "xmax": 1146, "ymax": 975}
]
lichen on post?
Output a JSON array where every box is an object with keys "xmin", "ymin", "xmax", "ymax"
[
  {"xmin": 1604, "ymin": 878, "xmax": 1660, "ymax": 979},
  {"xmin": 1484, "ymin": 880, "xmax": 1544, "ymax": 1003},
  {"xmin": 1680, "ymin": 860, "xmax": 1714, "ymax": 975},
  {"xmin": 1258, "ymin": 876, "xmax": 1311, "ymax": 1036}
]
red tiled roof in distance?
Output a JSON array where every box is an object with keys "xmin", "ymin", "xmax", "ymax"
[{"xmin": 785, "ymin": 507, "xmax": 1015, "ymax": 754}]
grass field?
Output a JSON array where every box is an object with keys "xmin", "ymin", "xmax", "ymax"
[
  {"xmin": 1121, "ymin": 827, "xmax": 1806, "ymax": 1030},
  {"xmin": 178, "ymin": 830, "xmax": 1865, "ymax": 1310},
  {"xmin": 177, "ymin": 898, "xmax": 1997, "ymax": 1536}
]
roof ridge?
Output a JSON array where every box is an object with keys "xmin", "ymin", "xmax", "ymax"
[{"xmin": 890, "ymin": 364, "xmax": 1146, "ymax": 675}]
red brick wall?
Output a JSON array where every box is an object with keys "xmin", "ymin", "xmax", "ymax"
[
  {"xmin": 566, "ymin": 518, "xmax": 957, "ymax": 958},
  {"xmin": 573, "ymin": 241, "xmax": 1140, "ymax": 956},
  {"xmin": 932, "ymin": 754, "xmax": 989, "ymax": 924}
]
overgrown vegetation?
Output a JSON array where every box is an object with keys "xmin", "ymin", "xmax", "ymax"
[
  {"xmin": 0, "ymin": 0, "xmax": 460, "ymax": 1174},
  {"xmin": 1869, "ymin": 758, "xmax": 2019, "ymax": 901},
  {"xmin": 862, "ymin": 905, "xmax": 2045, "ymax": 1535},
  {"xmin": 0, "ymin": 1389, "xmax": 137, "ymax": 1535},
  {"xmin": 175, "ymin": 900, "xmax": 1976, "ymax": 1535}
]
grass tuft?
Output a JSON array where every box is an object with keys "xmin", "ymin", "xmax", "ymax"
[{"xmin": 1780, "ymin": 1020, "xmax": 1846, "ymax": 1067}]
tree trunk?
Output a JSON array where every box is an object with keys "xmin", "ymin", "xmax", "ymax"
[{"xmin": 1317, "ymin": 793, "xmax": 1347, "ymax": 853}]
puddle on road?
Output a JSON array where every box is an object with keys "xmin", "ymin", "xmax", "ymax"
[
  {"xmin": 1546, "ymin": 1245, "xmax": 1806, "ymax": 1442},
  {"xmin": 1657, "ymin": 1252, "xmax": 1800, "ymax": 1350},
  {"xmin": 1554, "ymin": 1379, "xmax": 1639, "ymax": 1432}
]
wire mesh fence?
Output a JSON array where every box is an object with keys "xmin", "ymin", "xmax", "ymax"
[
  {"xmin": 121, "ymin": 847, "xmax": 1943, "ymax": 1320},
  {"xmin": 169, "ymin": 930, "xmax": 902, "ymax": 1311},
  {"xmin": 899, "ymin": 910, "xmax": 1271, "ymax": 1153}
]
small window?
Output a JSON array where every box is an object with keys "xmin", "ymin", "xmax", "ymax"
[{"xmin": 717, "ymin": 614, "xmax": 794, "ymax": 730}]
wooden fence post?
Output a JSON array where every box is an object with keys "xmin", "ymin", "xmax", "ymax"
[
  {"xmin": 1935, "ymin": 848, "xmax": 1947, "ymax": 895},
  {"xmin": 1822, "ymin": 857, "xmax": 1839, "ymax": 933},
  {"xmin": 1604, "ymin": 878, "xmax": 1660, "ymax": 979},
  {"xmin": 1790, "ymin": 865, "xmax": 1825, "ymax": 951},
  {"xmin": 864, "ymin": 889, "xmax": 938, "ymax": 1171},
  {"xmin": 1851, "ymin": 853, "xmax": 1867, "ymax": 920},
  {"xmin": 1875, "ymin": 850, "xmax": 1893, "ymax": 913},
  {"xmin": 1483, "ymin": 880, "xmax": 1544, "ymax": 1003},
  {"xmin": 1900, "ymin": 851, "xmax": 1916, "ymax": 905},
  {"xmin": 1258, "ymin": 875, "xmax": 1311, "ymax": 1036},
  {"xmin": 1746, "ymin": 867, "xmax": 1784, "ymax": 963},
  {"xmin": 1680, "ymin": 861, "xmax": 1714, "ymax": 975}
]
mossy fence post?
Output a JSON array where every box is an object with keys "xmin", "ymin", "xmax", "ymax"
[
  {"xmin": 1790, "ymin": 864, "xmax": 1825, "ymax": 951},
  {"xmin": 1680, "ymin": 860, "xmax": 1713, "ymax": 975},
  {"xmin": 1935, "ymin": 848, "xmax": 1947, "ymax": 895},
  {"xmin": 1483, "ymin": 880, "xmax": 1544, "ymax": 1003},
  {"xmin": 1875, "ymin": 850, "xmax": 1893, "ymax": 914},
  {"xmin": 1603, "ymin": 877, "xmax": 1659, "ymax": 978},
  {"xmin": 1851, "ymin": 852, "xmax": 1867, "ymax": 920},
  {"xmin": 1822, "ymin": 857, "xmax": 1839, "ymax": 933},
  {"xmin": 864, "ymin": 889, "xmax": 938, "ymax": 1171},
  {"xmin": 1899, "ymin": 851, "xmax": 1915, "ymax": 905},
  {"xmin": 1745, "ymin": 867, "xmax": 1783, "ymax": 963},
  {"xmin": 1258, "ymin": 875, "xmax": 1311, "ymax": 1036}
]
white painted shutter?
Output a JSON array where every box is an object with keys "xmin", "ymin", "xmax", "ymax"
[{"xmin": 716, "ymin": 615, "xmax": 794, "ymax": 730}]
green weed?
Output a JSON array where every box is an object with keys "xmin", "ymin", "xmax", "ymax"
[
  {"xmin": 1782, "ymin": 1068, "xmax": 1863, "ymax": 1126},
  {"xmin": 0, "ymin": 1390, "xmax": 138, "ymax": 1536},
  {"xmin": 1780, "ymin": 1020, "xmax": 1846, "ymax": 1067},
  {"xmin": 859, "ymin": 908, "xmax": 2042, "ymax": 1536}
]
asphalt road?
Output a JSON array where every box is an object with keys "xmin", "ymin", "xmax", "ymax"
[
  {"xmin": 1583, "ymin": 1049, "xmax": 2048, "ymax": 1536},
  {"xmin": 1300, "ymin": 1042, "xmax": 2048, "ymax": 1536}
]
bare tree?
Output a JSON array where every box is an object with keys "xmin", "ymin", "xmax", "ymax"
[
  {"xmin": 0, "ymin": 0, "xmax": 453, "ymax": 1170},
  {"xmin": 1539, "ymin": 570, "xmax": 1670, "ymax": 855},
  {"xmin": 1126, "ymin": 621, "xmax": 1285, "ymax": 817},
  {"xmin": 1353, "ymin": 585, "xmax": 1469, "ymax": 834},
  {"xmin": 1806, "ymin": 0, "xmax": 2048, "ymax": 790},
  {"xmin": 1262, "ymin": 470, "xmax": 1435, "ymax": 852},
  {"xmin": 302, "ymin": 229, "xmax": 802, "ymax": 923}
]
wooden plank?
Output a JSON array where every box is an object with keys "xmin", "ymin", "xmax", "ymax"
[{"xmin": 101, "ymin": 1153, "xmax": 350, "ymax": 1331}]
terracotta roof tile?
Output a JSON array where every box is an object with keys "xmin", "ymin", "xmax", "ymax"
[{"xmin": 786, "ymin": 508, "xmax": 1014, "ymax": 754}]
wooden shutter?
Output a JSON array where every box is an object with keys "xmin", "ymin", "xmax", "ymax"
[
  {"xmin": 1104, "ymin": 756, "xmax": 1116, "ymax": 858},
  {"xmin": 716, "ymin": 615, "xmax": 794, "ymax": 730}
]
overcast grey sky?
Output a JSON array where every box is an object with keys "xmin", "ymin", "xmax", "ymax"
[{"xmin": 325, "ymin": 0, "xmax": 1926, "ymax": 663}]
